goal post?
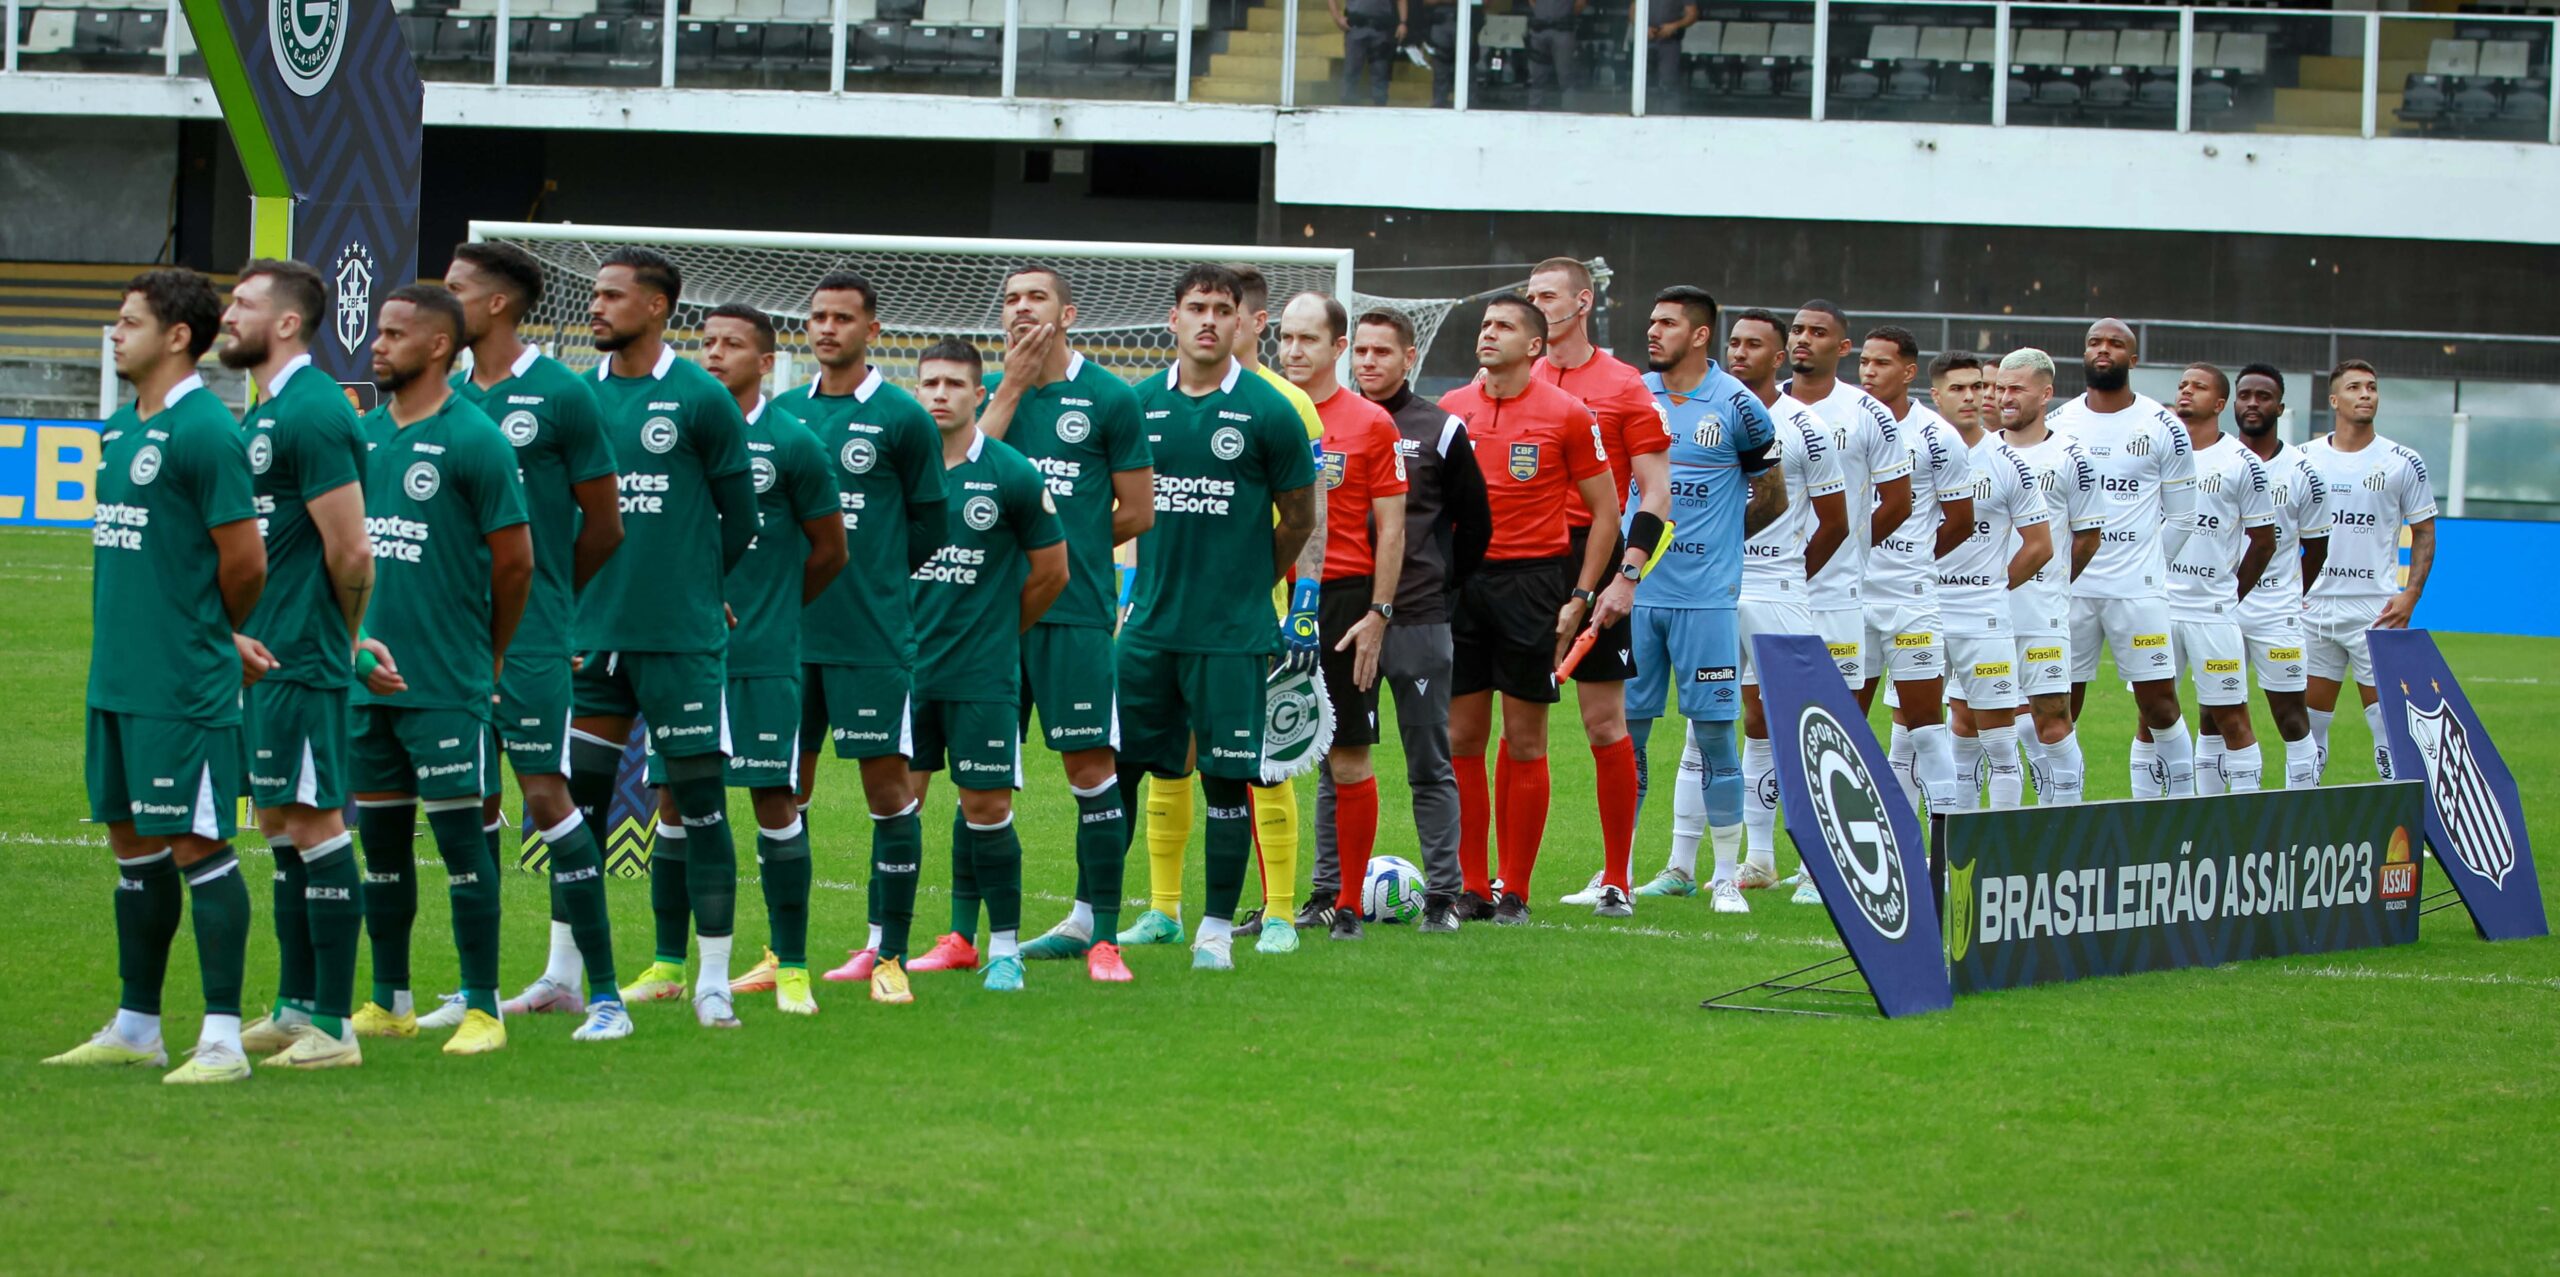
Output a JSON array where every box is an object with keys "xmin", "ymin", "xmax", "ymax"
[{"xmin": 465, "ymin": 222, "xmax": 1468, "ymax": 385}]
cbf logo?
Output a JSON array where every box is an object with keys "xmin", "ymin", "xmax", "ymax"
[
  {"xmin": 840, "ymin": 436, "xmax": 876, "ymax": 474},
  {"xmin": 1798, "ymin": 704, "xmax": 1909, "ymax": 940},
  {"xmin": 750, "ymin": 456, "xmax": 776, "ymax": 494},
  {"xmin": 640, "ymin": 416, "xmax": 678, "ymax": 455},
  {"xmin": 1320, "ymin": 451, "xmax": 1346, "ymax": 490},
  {"xmin": 331, "ymin": 243, "xmax": 373, "ymax": 354},
  {"xmin": 1507, "ymin": 442, "xmax": 1540, "ymax": 482},
  {"xmin": 1692, "ymin": 412, "xmax": 1724, "ymax": 449},
  {"xmin": 963, "ymin": 494, "xmax": 1000, "ymax": 531},
  {"xmin": 1210, "ymin": 426, "xmax": 1246, "ymax": 461},
  {"xmin": 1054, "ymin": 410, "xmax": 1092, "ymax": 444},
  {"xmin": 403, "ymin": 461, "xmax": 440, "ymax": 501},
  {"xmin": 270, "ymin": 0, "xmax": 346, "ymax": 97},
  {"xmin": 247, "ymin": 431, "xmax": 274, "ymax": 475},
  {"xmin": 501, "ymin": 411, "xmax": 539, "ymax": 447}
]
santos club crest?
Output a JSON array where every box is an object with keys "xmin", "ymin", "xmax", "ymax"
[
  {"xmin": 1693, "ymin": 412, "xmax": 1724, "ymax": 449},
  {"xmin": 1799, "ymin": 704, "xmax": 1909, "ymax": 939},
  {"xmin": 2403, "ymin": 687, "xmax": 2519, "ymax": 889}
]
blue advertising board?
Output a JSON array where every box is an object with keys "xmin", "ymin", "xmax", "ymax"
[{"xmin": 0, "ymin": 418, "xmax": 103, "ymax": 528}]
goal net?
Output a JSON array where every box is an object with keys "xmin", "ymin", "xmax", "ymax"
[{"xmin": 467, "ymin": 223, "xmax": 1478, "ymax": 385}]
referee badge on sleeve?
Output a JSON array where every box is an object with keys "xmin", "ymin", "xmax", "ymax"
[{"xmin": 1508, "ymin": 442, "xmax": 1541, "ymax": 482}]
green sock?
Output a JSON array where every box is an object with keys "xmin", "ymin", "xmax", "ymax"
[
  {"xmin": 269, "ymin": 837, "xmax": 314, "ymax": 1016},
  {"xmin": 873, "ymin": 804, "xmax": 922, "ymax": 963},
  {"xmin": 758, "ymin": 821, "xmax": 812, "ymax": 968},
  {"xmin": 427, "ymin": 804, "xmax": 502, "ymax": 1015},
  {"xmin": 948, "ymin": 803, "xmax": 981, "ymax": 938},
  {"xmin": 357, "ymin": 801, "xmax": 418, "ymax": 1008},
  {"xmin": 302, "ymin": 834, "xmax": 362, "ymax": 1035},
  {"xmin": 483, "ymin": 817, "xmax": 506, "ymax": 875},
  {"xmin": 1200, "ymin": 776, "xmax": 1253, "ymax": 923},
  {"xmin": 670, "ymin": 771, "xmax": 736, "ymax": 942},
  {"xmin": 1075, "ymin": 779, "xmax": 1130, "ymax": 939},
  {"xmin": 545, "ymin": 814, "xmax": 619, "ymax": 999},
  {"xmin": 650, "ymin": 823, "xmax": 691, "ymax": 965},
  {"xmin": 971, "ymin": 817, "xmax": 1024, "ymax": 939},
  {"xmin": 184, "ymin": 848, "xmax": 251, "ymax": 1017},
  {"xmin": 114, "ymin": 851, "xmax": 183, "ymax": 1015}
]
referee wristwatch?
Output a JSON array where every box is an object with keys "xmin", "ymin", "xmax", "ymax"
[
  {"xmin": 1617, "ymin": 560, "xmax": 1642, "ymax": 584},
  {"xmin": 1369, "ymin": 602, "xmax": 1395, "ymax": 621},
  {"xmin": 1570, "ymin": 587, "xmax": 1598, "ymax": 606}
]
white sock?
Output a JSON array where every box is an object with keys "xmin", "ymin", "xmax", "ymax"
[
  {"xmin": 1887, "ymin": 722, "xmax": 1920, "ymax": 816},
  {"xmin": 2045, "ymin": 730, "xmax": 2085, "ymax": 805},
  {"xmin": 1065, "ymin": 900, "xmax": 1095, "ymax": 935},
  {"xmin": 2195, "ymin": 733, "xmax": 2227, "ymax": 796},
  {"xmin": 2222, "ymin": 741, "xmax": 2264, "ymax": 791},
  {"xmin": 1669, "ymin": 734, "xmax": 1707, "ymax": 876},
  {"xmin": 543, "ymin": 919, "xmax": 584, "ymax": 987},
  {"xmin": 2129, "ymin": 737, "xmax": 2162, "ymax": 798},
  {"xmin": 1709, "ymin": 822, "xmax": 1742, "ymax": 880},
  {"xmin": 1980, "ymin": 724, "xmax": 2023, "ymax": 809},
  {"xmin": 865, "ymin": 923, "xmax": 884, "ymax": 951},
  {"xmin": 1740, "ymin": 735, "xmax": 1777, "ymax": 873},
  {"xmin": 990, "ymin": 929, "xmax": 1019, "ymax": 960},
  {"xmin": 2308, "ymin": 708, "xmax": 2334, "ymax": 782},
  {"xmin": 2283, "ymin": 735, "xmax": 2319, "ymax": 789},
  {"xmin": 2364, "ymin": 701, "xmax": 2391, "ymax": 778},
  {"xmin": 198, "ymin": 1012, "xmax": 242, "ymax": 1057},
  {"xmin": 2153, "ymin": 718, "xmax": 2196, "ymax": 796},
  {"xmin": 1952, "ymin": 731, "xmax": 1985, "ymax": 805},
  {"xmin": 389, "ymin": 990, "xmax": 414, "ymax": 1018},
  {"xmin": 1910, "ymin": 723, "xmax": 1957, "ymax": 815},
  {"xmin": 698, "ymin": 934, "xmax": 732, "ymax": 999},
  {"xmin": 2020, "ymin": 732, "xmax": 2046, "ymax": 798},
  {"xmin": 1196, "ymin": 916, "xmax": 1234, "ymax": 944},
  {"xmin": 113, "ymin": 1008, "xmax": 161, "ymax": 1045}
]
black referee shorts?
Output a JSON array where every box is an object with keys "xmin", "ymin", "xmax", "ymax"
[
  {"xmin": 1565, "ymin": 524, "xmax": 1634, "ymax": 683},
  {"xmin": 1317, "ymin": 577, "xmax": 1382, "ymax": 749},
  {"xmin": 1452, "ymin": 555, "xmax": 1573, "ymax": 704}
]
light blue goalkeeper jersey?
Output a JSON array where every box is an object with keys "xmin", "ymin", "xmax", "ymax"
[{"xmin": 1635, "ymin": 362, "xmax": 1778, "ymax": 609}]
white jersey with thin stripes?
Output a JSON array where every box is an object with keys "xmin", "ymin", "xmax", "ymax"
[
  {"xmin": 1788, "ymin": 377, "xmax": 1912, "ymax": 611},
  {"xmin": 2054, "ymin": 391, "xmax": 2197, "ymax": 600},
  {"xmin": 2303, "ymin": 432, "xmax": 2436, "ymax": 600},
  {"xmin": 2001, "ymin": 426, "xmax": 2104, "ymax": 636},
  {"xmin": 1865, "ymin": 402, "xmax": 1972, "ymax": 606},
  {"xmin": 1938, "ymin": 432, "xmax": 2050, "ymax": 631},
  {"xmin": 2232, "ymin": 438, "xmax": 2331, "ymax": 631},
  {"xmin": 2167, "ymin": 435, "xmax": 2278, "ymax": 618},
  {"xmin": 1740, "ymin": 393, "xmax": 1848, "ymax": 603}
]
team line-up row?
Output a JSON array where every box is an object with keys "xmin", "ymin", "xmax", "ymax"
[{"xmin": 51, "ymin": 249, "xmax": 2437, "ymax": 1080}]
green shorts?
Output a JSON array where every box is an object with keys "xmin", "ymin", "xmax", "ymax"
[
  {"xmin": 493, "ymin": 652, "xmax": 574, "ymax": 779},
  {"xmin": 1115, "ymin": 640, "xmax": 1269, "ymax": 781},
  {"xmin": 85, "ymin": 708, "xmax": 241, "ymax": 839},
  {"xmin": 647, "ymin": 675, "xmax": 801, "ymax": 789},
  {"xmin": 575, "ymin": 649, "xmax": 728, "ymax": 759},
  {"xmin": 242, "ymin": 679, "xmax": 350, "ymax": 810},
  {"xmin": 1020, "ymin": 624, "xmax": 1118, "ymax": 754},
  {"xmin": 911, "ymin": 698, "xmax": 1021, "ymax": 789},
  {"xmin": 351, "ymin": 704, "xmax": 493, "ymax": 801},
  {"xmin": 799, "ymin": 662, "xmax": 912, "ymax": 761}
]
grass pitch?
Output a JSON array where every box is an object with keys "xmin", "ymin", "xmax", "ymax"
[{"xmin": 2, "ymin": 525, "xmax": 2555, "ymax": 1272}]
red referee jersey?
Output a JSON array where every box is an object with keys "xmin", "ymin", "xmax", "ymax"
[
  {"xmin": 1535, "ymin": 348, "xmax": 1666, "ymax": 528},
  {"xmin": 1315, "ymin": 388, "xmax": 1410, "ymax": 582},
  {"xmin": 1439, "ymin": 376, "xmax": 1608, "ymax": 562}
]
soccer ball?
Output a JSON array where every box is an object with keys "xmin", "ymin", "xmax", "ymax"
[{"xmin": 1363, "ymin": 855, "xmax": 1425, "ymax": 924}]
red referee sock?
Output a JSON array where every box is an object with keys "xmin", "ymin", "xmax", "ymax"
[
  {"xmin": 1334, "ymin": 775, "xmax": 1379, "ymax": 914},
  {"xmin": 1496, "ymin": 745, "xmax": 1551, "ymax": 899},
  {"xmin": 1493, "ymin": 744, "xmax": 1515, "ymax": 893},
  {"xmin": 1592, "ymin": 735, "xmax": 1638, "ymax": 892},
  {"xmin": 1455, "ymin": 751, "xmax": 1491, "ymax": 899}
]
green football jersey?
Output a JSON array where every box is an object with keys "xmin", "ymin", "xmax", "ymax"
[
  {"xmin": 772, "ymin": 367, "xmax": 945, "ymax": 669},
  {"xmin": 450, "ymin": 344, "xmax": 617, "ymax": 660},
  {"xmin": 578, "ymin": 347, "xmax": 750, "ymax": 655},
  {"xmin": 1125, "ymin": 360, "xmax": 1317, "ymax": 656},
  {"xmin": 353, "ymin": 395, "xmax": 529, "ymax": 712},
  {"xmin": 88, "ymin": 375, "xmax": 258, "ymax": 724},
  {"xmin": 725, "ymin": 399, "xmax": 841, "ymax": 679},
  {"xmin": 241, "ymin": 357, "xmax": 365, "ymax": 690},
  {"xmin": 982, "ymin": 350, "xmax": 1148, "ymax": 630},
  {"xmin": 911, "ymin": 431, "xmax": 1064, "ymax": 703}
]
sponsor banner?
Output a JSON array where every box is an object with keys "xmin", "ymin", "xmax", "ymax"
[
  {"xmin": 2369, "ymin": 629, "xmax": 2547, "ymax": 941},
  {"xmin": 515, "ymin": 721, "xmax": 655, "ymax": 878},
  {"xmin": 0, "ymin": 418, "xmax": 103, "ymax": 527},
  {"xmin": 1752, "ymin": 633, "xmax": 1952, "ymax": 1018},
  {"xmin": 1945, "ymin": 782, "xmax": 2425, "ymax": 995}
]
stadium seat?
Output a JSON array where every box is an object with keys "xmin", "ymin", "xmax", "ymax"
[
  {"xmin": 920, "ymin": 0, "xmax": 966, "ymax": 20},
  {"xmin": 2063, "ymin": 29, "xmax": 2113, "ymax": 67},
  {"xmin": 673, "ymin": 17, "xmax": 713, "ymax": 61},
  {"xmin": 2449, "ymin": 75, "xmax": 2502, "ymax": 122},
  {"xmin": 1768, "ymin": 21, "xmax": 1810, "ymax": 59},
  {"xmin": 2478, "ymin": 39, "xmax": 2532, "ymax": 80},
  {"xmin": 1962, "ymin": 26, "xmax": 1995, "ymax": 64},
  {"xmin": 550, "ymin": 0, "xmax": 598, "ymax": 18},
  {"xmin": 965, "ymin": 0, "xmax": 1001, "ymax": 24},
  {"xmin": 1865, "ymin": 22, "xmax": 1915, "ymax": 61},
  {"xmin": 1916, "ymin": 26, "xmax": 1966, "ymax": 64},
  {"xmin": 690, "ymin": 0, "xmax": 735, "ymax": 19},
  {"xmin": 2191, "ymin": 66, "xmax": 2236, "ymax": 117},
  {"xmin": 764, "ymin": 19, "xmax": 817, "ymax": 62},
  {"xmin": 1136, "ymin": 25, "xmax": 1174, "ymax": 66},
  {"xmin": 1884, "ymin": 56, "xmax": 1934, "ymax": 100},
  {"xmin": 842, "ymin": 0, "xmax": 878, "ymax": 21},
  {"xmin": 847, "ymin": 18, "xmax": 903, "ymax": 70},
  {"xmin": 522, "ymin": 16, "xmax": 578, "ymax": 61},
  {"xmin": 612, "ymin": 17, "xmax": 662, "ymax": 69},
  {"xmin": 1039, "ymin": 24, "xmax": 1092, "ymax": 73},
  {"xmin": 1719, "ymin": 20, "xmax": 1767, "ymax": 58},
  {"xmin": 1022, "ymin": 0, "xmax": 1064, "ymax": 24},
  {"xmin": 1940, "ymin": 58, "xmax": 1989, "ymax": 103},
  {"xmin": 1833, "ymin": 56, "xmax": 1881, "ymax": 102},
  {"xmin": 2135, "ymin": 66, "xmax": 2178, "ymax": 111},
  {"xmin": 2212, "ymin": 31, "xmax": 2264, "ymax": 75},
  {"xmin": 949, "ymin": 21, "xmax": 997, "ymax": 67},
  {"xmin": 433, "ymin": 15, "xmax": 491, "ymax": 60},
  {"xmin": 904, "ymin": 21, "xmax": 950, "ymax": 65},
  {"xmin": 1062, "ymin": 0, "xmax": 1109, "ymax": 26},
  {"xmin": 2499, "ymin": 76, "xmax": 2549, "ymax": 123},
  {"xmin": 1090, "ymin": 23, "xmax": 1137, "ymax": 68},
  {"xmin": 2013, "ymin": 27, "xmax": 2064, "ymax": 67},
  {"xmin": 2427, "ymin": 37, "xmax": 2480, "ymax": 78},
  {"xmin": 2188, "ymin": 31, "xmax": 2217, "ymax": 68},
  {"xmin": 1480, "ymin": 12, "xmax": 1525, "ymax": 50},
  {"xmin": 398, "ymin": 12, "xmax": 439, "ymax": 54},
  {"xmin": 2004, "ymin": 63, "xmax": 2031, "ymax": 107},
  {"xmin": 2084, "ymin": 62, "xmax": 2135, "ymax": 112},
  {"xmin": 572, "ymin": 16, "xmax": 618, "ymax": 57},
  {"xmin": 1730, "ymin": 52, "xmax": 1777, "ymax": 96},
  {"xmin": 2396, "ymin": 71, "xmax": 2447, "ymax": 124},
  {"xmin": 2033, "ymin": 62, "xmax": 2080, "ymax": 106},
  {"xmin": 2114, "ymin": 28, "xmax": 2167, "ymax": 69},
  {"xmin": 21, "ymin": 9, "xmax": 76, "ymax": 56},
  {"xmin": 736, "ymin": 0, "xmax": 781, "ymax": 16},
  {"xmin": 1104, "ymin": 0, "xmax": 1147, "ymax": 25}
]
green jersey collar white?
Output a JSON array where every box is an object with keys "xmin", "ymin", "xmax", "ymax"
[
  {"xmin": 1162, "ymin": 357, "xmax": 1243, "ymax": 395},
  {"xmin": 744, "ymin": 394, "xmax": 768, "ymax": 426},
  {"xmin": 805, "ymin": 365, "xmax": 883, "ymax": 403},
  {"xmin": 595, "ymin": 345, "xmax": 678, "ymax": 381},
  {"xmin": 154, "ymin": 372, "xmax": 209, "ymax": 415},
  {"xmin": 258, "ymin": 352, "xmax": 315, "ymax": 401}
]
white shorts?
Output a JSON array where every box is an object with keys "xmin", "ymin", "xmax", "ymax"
[
  {"xmin": 1813, "ymin": 606, "xmax": 1865, "ymax": 688},
  {"xmin": 2069, "ymin": 595, "xmax": 2175, "ymax": 685},
  {"xmin": 2171, "ymin": 617, "xmax": 2249, "ymax": 707},
  {"xmin": 2303, "ymin": 594, "xmax": 2387, "ymax": 686},
  {"xmin": 2016, "ymin": 634, "xmax": 2071, "ymax": 698},
  {"xmin": 2237, "ymin": 608, "xmax": 2308, "ymax": 694},
  {"xmin": 1737, "ymin": 596, "xmax": 1817, "ymax": 688},
  {"xmin": 1945, "ymin": 631, "xmax": 2023, "ymax": 712},
  {"xmin": 1862, "ymin": 600, "xmax": 1945, "ymax": 685}
]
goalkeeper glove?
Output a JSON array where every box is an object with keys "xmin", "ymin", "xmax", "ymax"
[{"xmin": 1278, "ymin": 577, "xmax": 1321, "ymax": 678}]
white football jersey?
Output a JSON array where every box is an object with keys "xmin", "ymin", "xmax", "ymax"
[
  {"xmin": 1788, "ymin": 378, "xmax": 1912, "ymax": 611},
  {"xmin": 1865, "ymin": 403, "xmax": 1973, "ymax": 605},
  {"xmin": 2002, "ymin": 426, "xmax": 2104, "ymax": 635},
  {"xmin": 2055, "ymin": 392, "xmax": 2197, "ymax": 601},
  {"xmin": 2166, "ymin": 435, "xmax": 2278, "ymax": 617},
  {"xmin": 2304, "ymin": 432, "xmax": 2436, "ymax": 600},
  {"xmin": 2233, "ymin": 439, "xmax": 2331, "ymax": 629},
  {"xmin": 1740, "ymin": 393, "xmax": 1848, "ymax": 603},
  {"xmin": 1937, "ymin": 432, "xmax": 2050, "ymax": 630}
]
